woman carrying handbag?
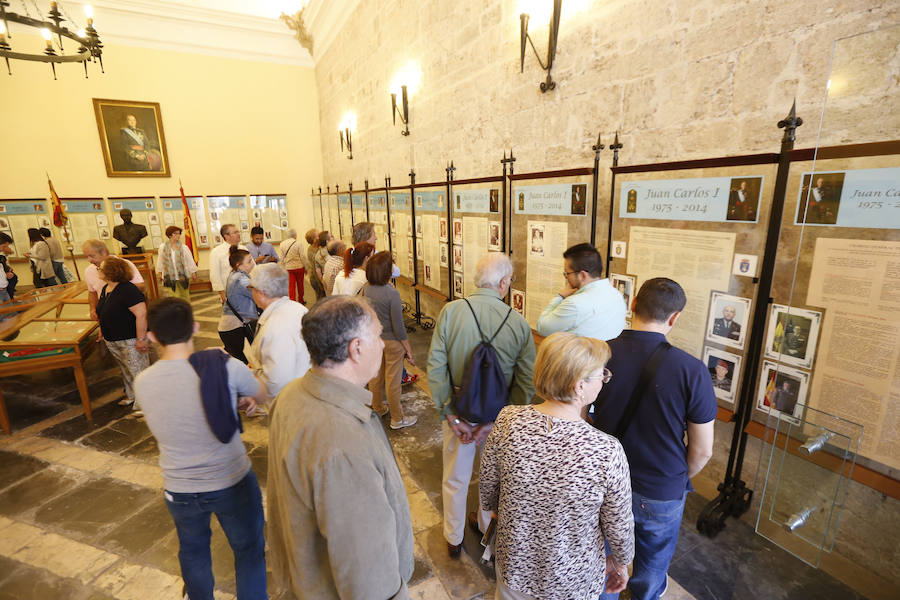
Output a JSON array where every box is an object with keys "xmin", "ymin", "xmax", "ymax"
[{"xmin": 217, "ymin": 248, "xmax": 259, "ymax": 364}]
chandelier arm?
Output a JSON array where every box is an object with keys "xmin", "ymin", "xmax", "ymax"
[{"xmin": 0, "ymin": 48, "xmax": 88, "ymax": 62}]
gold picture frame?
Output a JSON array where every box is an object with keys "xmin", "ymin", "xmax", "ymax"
[{"xmin": 92, "ymin": 98, "xmax": 170, "ymax": 177}]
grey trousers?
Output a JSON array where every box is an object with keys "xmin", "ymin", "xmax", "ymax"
[{"xmin": 104, "ymin": 338, "xmax": 150, "ymax": 404}]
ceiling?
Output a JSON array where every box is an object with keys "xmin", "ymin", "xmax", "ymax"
[{"xmin": 6, "ymin": 0, "xmax": 357, "ymax": 66}]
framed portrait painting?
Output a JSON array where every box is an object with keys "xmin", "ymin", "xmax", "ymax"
[{"xmin": 93, "ymin": 98, "xmax": 170, "ymax": 177}]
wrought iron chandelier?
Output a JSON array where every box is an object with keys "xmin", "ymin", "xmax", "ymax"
[{"xmin": 0, "ymin": 1, "xmax": 103, "ymax": 79}]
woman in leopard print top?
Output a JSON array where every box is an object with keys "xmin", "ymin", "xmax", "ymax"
[{"xmin": 480, "ymin": 332, "xmax": 635, "ymax": 600}]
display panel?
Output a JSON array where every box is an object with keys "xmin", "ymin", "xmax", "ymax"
[
  {"xmin": 389, "ymin": 191, "xmax": 413, "ymax": 279},
  {"xmin": 413, "ymin": 188, "xmax": 448, "ymax": 296},
  {"xmin": 338, "ymin": 193, "xmax": 352, "ymax": 244},
  {"xmin": 510, "ymin": 175, "xmax": 595, "ymax": 330},
  {"xmin": 351, "ymin": 192, "xmax": 367, "ymax": 229},
  {"xmin": 206, "ymin": 195, "xmax": 247, "ymax": 245},
  {"xmin": 612, "ymin": 163, "xmax": 779, "ymax": 413},
  {"xmin": 249, "ymin": 194, "xmax": 287, "ymax": 244},
  {"xmin": 368, "ymin": 191, "xmax": 389, "ymax": 253},
  {"xmin": 57, "ymin": 198, "xmax": 104, "ymax": 253},
  {"xmin": 450, "ymin": 181, "xmax": 502, "ymax": 300},
  {"xmin": 326, "ymin": 193, "xmax": 340, "ymax": 240},
  {"xmin": 161, "ymin": 196, "xmax": 210, "ymax": 248},
  {"xmin": 0, "ymin": 199, "xmax": 49, "ymax": 258}
]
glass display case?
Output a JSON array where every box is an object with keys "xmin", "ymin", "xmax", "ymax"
[{"xmin": 0, "ymin": 282, "xmax": 99, "ymax": 434}]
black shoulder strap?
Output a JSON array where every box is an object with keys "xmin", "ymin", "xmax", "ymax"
[
  {"xmin": 224, "ymin": 289, "xmax": 250, "ymax": 328},
  {"xmin": 614, "ymin": 341, "xmax": 671, "ymax": 440},
  {"xmin": 462, "ymin": 298, "xmax": 513, "ymax": 344}
]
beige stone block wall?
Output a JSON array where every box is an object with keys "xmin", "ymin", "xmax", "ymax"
[{"xmin": 313, "ymin": 0, "xmax": 897, "ymax": 190}]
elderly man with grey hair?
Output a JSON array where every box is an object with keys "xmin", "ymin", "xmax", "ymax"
[
  {"xmin": 426, "ymin": 252, "xmax": 536, "ymax": 558},
  {"xmin": 322, "ymin": 239, "xmax": 347, "ymax": 296},
  {"xmin": 278, "ymin": 228, "xmax": 307, "ymax": 303},
  {"xmin": 267, "ymin": 296, "xmax": 414, "ymax": 600},
  {"xmin": 247, "ymin": 263, "xmax": 311, "ymax": 401}
]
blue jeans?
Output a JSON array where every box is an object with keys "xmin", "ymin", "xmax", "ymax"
[
  {"xmin": 599, "ymin": 491, "xmax": 686, "ymax": 600},
  {"xmin": 164, "ymin": 470, "xmax": 267, "ymax": 600},
  {"xmin": 52, "ymin": 260, "xmax": 67, "ymax": 284}
]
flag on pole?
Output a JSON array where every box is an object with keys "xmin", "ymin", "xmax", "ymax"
[
  {"xmin": 180, "ymin": 180, "xmax": 199, "ymax": 264},
  {"xmin": 48, "ymin": 175, "xmax": 67, "ymax": 227}
]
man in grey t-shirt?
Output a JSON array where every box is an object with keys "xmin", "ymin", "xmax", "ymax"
[{"xmin": 136, "ymin": 298, "xmax": 268, "ymax": 600}]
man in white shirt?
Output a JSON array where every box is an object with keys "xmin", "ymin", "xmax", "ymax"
[
  {"xmin": 246, "ymin": 264, "xmax": 311, "ymax": 401},
  {"xmin": 82, "ymin": 239, "xmax": 145, "ymax": 321},
  {"xmin": 209, "ymin": 224, "xmax": 248, "ymax": 302},
  {"xmin": 536, "ymin": 242, "xmax": 626, "ymax": 341}
]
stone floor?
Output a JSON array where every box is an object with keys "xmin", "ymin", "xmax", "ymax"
[{"xmin": 0, "ymin": 290, "xmax": 871, "ymax": 599}]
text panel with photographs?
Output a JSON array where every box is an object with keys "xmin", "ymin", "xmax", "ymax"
[
  {"xmin": 351, "ymin": 192, "xmax": 367, "ymax": 231},
  {"xmin": 389, "ymin": 190, "xmax": 413, "ymax": 280},
  {"xmin": 414, "ymin": 187, "xmax": 450, "ymax": 298},
  {"xmin": 510, "ymin": 174, "xmax": 595, "ymax": 329},
  {"xmin": 765, "ymin": 153, "xmax": 900, "ymax": 472},
  {"xmin": 207, "ymin": 196, "xmax": 249, "ymax": 245},
  {"xmin": 58, "ymin": 198, "xmax": 104, "ymax": 252},
  {"xmin": 612, "ymin": 162, "xmax": 779, "ymax": 413},
  {"xmin": 450, "ymin": 181, "xmax": 504, "ymax": 301},
  {"xmin": 250, "ymin": 194, "xmax": 288, "ymax": 245},
  {"xmin": 160, "ymin": 196, "xmax": 210, "ymax": 248},
  {"xmin": 338, "ymin": 193, "xmax": 352, "ymax": 244},
  {"xmin": 0, "ymin": 200, "xmax": 50, "ymax": 258},
  {"xmin": 368, "ymin": 190, "xmax": 389, "ymax": 253}
]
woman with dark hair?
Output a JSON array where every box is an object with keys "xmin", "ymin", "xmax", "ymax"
[
  {"xmin": 314, "ymin": 230, "xmax": 332, "ymax": 293},
  {"xmin": 217, "ymin": 247, "xmax": 258, "ymax": 363},
  {"xmin": 24, "ymin": 228, "xmax": 58, "ymax": 288},
  {"xmin": 97, "ymin": 255, "xmax": 150, "ymax": 411},
  {"xmin": 333, "ymin": 241, "xmax": 374, "ymax": 296},
  {"xmin": 0, "ymin": 232, "xmax": 16, "ymax": 301},
  {"xmin": 156, "ymin": 225, "xmax": 198, "ymax": 301},
  {"xmin": 361, "ymin": 251, "xmax": 417, "ymax": 429}
]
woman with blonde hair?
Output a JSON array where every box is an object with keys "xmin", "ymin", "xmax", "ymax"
[{"xmin": 480, "ymin": 332, "xmax": 634, "ymax": 600}]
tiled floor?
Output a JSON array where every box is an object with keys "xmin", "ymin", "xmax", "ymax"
[{"xmin": 0, "ymin": 290, "xmax": 870, "ymax": 599}]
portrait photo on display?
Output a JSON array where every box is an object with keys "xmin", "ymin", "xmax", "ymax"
[
  {"xmin": 511, "ymin": 289, "xmax": 525, "ymax": 316},
  {"xmin": 764, "ymin": 304, "xmax": 822, "ymax": 370},
  {"xmin": 439, "ymin": 243, "xmax": 449, "ymax": 267},
  {"xmin": 571, "ymin": 183, "xmax": 587, "ymax": 215},
  {"xmin": 795, "ymin": 172, "xmax": 846, "ymax": 225},
  {"xmin": 703, "ymin": 346, "xmax": 742, "ymax": 405},
  {"xmin": 706, "ymin": 292, "xmax": 752, "ymax": 349},
  {"xmin": 529, "ymin": 223, "xmax": 545, "ymax": 257},
  {"xmin": 610, "ymin": 273, "xmax": 636, "ymax": 318},
  {"xmin": 725, "ymin": 176, "xmax": 762, "ymax": 222},
  {"xmin": 756, "ymin": 360, "xmax": 809, "ymax": 421}
]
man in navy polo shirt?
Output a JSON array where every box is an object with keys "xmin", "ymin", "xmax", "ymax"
[{"xmin": 593, "ymin": 277, "xmax": 716, "ymax": 600}]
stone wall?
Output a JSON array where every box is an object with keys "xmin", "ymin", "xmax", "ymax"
[{"xmin": 314, "ymin": 0, "xmax": 897, "ymax": 189}]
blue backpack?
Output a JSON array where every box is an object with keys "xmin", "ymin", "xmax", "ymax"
[{"xmin": 450, "ymin": 299, "xmax": 513, "ymax": 424}]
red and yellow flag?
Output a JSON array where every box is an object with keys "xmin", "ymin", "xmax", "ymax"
[
  {"xmin": 48, "ymin": 176, "xmax": 67, "ymax": 228},
  {"xmin": 180, "ymin": 180, "xmax": 199, "ymax": 263}
]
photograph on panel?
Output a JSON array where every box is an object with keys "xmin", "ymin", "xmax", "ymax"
[
  {"xmin": 610, "ymin": 273, "xmax": 636, "ymax": 318},
  {"xmin": 725, "ymin": 176, "xmax": 763, "ymax": 222},
  {"xmin": 795, "ymin": 172, "xmax": 846, "ymax": 225},
  {"xmin": 756, "ymin": 361, "xmax": 809, "ymax": 422},
  {"xmin": 703, "ymin": 347, "xmax": 743, "ymax": 405},
  {"xmin": 764, "ymin": 304, "xmax": 822, "ymax": 370},
  {"xmin": 706, "ymin": 292, "xmax": 752, "ymax": 349}
]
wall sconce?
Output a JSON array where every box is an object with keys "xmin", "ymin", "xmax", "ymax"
[
  {"xmin": 339, "ymin": 112, "xmax": 356, "ymax": 159},
  {"xmin": 520, "ymin": 0, "xmax": 562, "ymax": 92},
  {"xmin": 390, "ymin": 61, "xmax": 421, "ymax": 136}
]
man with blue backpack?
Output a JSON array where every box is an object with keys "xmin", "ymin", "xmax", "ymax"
[{"xmin": 427, "ymin": 253, "xmax": 536, "ymax": 559}]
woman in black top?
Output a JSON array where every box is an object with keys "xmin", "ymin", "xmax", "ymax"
[{"xmin": 96, "ymin": 256, "xmax": 150, "ymax": 410}]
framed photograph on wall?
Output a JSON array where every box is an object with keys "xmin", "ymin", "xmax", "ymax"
[
  {"xmin": 703, "ymin": 346, "xmax": 742, "ymax": 405},
  {"xmin": 92, "ymin": 98, "xmax": 170, "ymax": 177},
  {"xmin": 610, "ymin": 273, "xmax": 636, "ymax": 318},
  {"xmin": 756, "ymin": 360, "xmax": 809, "ymax": 421},
  {"xmin": 706, "ymin": 292, "xmax": 752, "ymax": 349},
  {"xmin": 764, "ymin": 304, "xmax": 822, "ymax": 370}
]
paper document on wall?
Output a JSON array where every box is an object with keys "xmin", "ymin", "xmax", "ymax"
[
  {"xmin": 627, "ymin": 226, "xmax": 735, "ymax": 358},
  {"xmin": 525, "ymin": 220, "xmax": 568, "ymax": 329},
  {"xmin": 462, "ymin": 216, "xmax": 488, "ymax": 298},
  {"xmin": 422, "ymin": 214, "xmax": 441, "ymax": 290},
  {"xmin": 805, "ymin": 238, "xmax": 900, "ymax": 469}
]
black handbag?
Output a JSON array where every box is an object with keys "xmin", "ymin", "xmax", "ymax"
[{"xmin": 224, "ymin": 294, "xmax": 258, "ymax": 343}]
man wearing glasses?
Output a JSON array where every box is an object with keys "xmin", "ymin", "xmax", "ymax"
[
  {"xmin": 536, "ymin": 242, "xmax": 626, "ymax": 341},
  {"xmin": 592, "ymin": 278, "xmax": 716, "ymax": 600}
]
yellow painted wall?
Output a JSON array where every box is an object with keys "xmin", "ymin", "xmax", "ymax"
[{"xmin": 0, "ymin": 35, "xmax": 323, "ymax": 276}]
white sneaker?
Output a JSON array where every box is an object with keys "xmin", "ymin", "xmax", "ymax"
[{"xmin": 390, "ymin": 415, "xmax": 418, "ymax": 430}]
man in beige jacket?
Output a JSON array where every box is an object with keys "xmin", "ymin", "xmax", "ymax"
[{"xmin": 267, "ymin": 296, "xmax": 414, "ymax": 599}]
